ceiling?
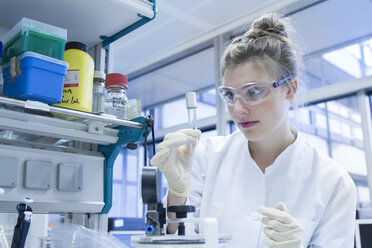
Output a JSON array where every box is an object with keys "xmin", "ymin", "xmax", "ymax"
[
  {"xmin": 1, "ymin": 0, "xmax": 372, "ymax": 108},
  {"xmin": 118, "ymin": 0, "xmax": 372, "ymax": 107},
  {"xmin": 112, "ymin": 0, "xmax": 301, "ymax": 74}
]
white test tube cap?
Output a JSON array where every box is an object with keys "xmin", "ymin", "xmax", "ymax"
[
  {"xmin": 24, "ymin": 211, "xmax": 32, "ymax": 221},
  {"xmin": 185, "ymin": 92, "xmax": 197, "ymax": 109},
  {"xmin": 0, "ymin": 188, "xmax": 4, "ymax": 194}
]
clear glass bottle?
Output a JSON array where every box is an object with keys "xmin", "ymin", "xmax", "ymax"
[
  {"xmin": 104, "ymin": 73, "xmax": 128, "ymax": 119},
  {"xmin": 92, "ymin": 71, "xmax": 106, "ymax": 114}
]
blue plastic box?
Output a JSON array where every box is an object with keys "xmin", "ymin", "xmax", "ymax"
[{"xmin": 3, "ymin": 52, "xmax": 68, "ymax": 104}]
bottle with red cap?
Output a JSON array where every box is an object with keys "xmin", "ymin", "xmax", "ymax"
[{"xmin": 104, "ymin": 73, "xmax": 128, "ymax": 119}]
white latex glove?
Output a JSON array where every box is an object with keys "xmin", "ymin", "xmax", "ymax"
[
  {"xmin": 257, "ymin": 202, "xmax": 303, "ymax": 248},
  {"xmin": 150, "ymin": 129, "xmax": 201, "ymax": 197}
]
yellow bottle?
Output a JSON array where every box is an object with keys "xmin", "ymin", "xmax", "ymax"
[{"xmin": 55, "ymin": 41, "xmax": 94, "ymax": 112}]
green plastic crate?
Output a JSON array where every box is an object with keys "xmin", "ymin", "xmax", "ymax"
[{"xmin": 2, "ymin": 18, "xmax": 67, "ymax": 64}]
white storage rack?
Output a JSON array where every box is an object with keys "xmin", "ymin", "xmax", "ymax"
[{"xmin": 0, "ymin": 94, "xmax": 148, "ymax": 229}]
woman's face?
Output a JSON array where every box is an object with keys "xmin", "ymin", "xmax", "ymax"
[{"xmin": 223, "ymin": 62, "xmax": 291, "ymax": 141}]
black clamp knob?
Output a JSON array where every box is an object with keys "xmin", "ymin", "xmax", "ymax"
[
  {"xmin": 126, "ymin": 142, "xmax": 138, "ymax": 150},
  {"xmin": 168, "ymin": 205, "xmax": 195, "ymax": 235}
]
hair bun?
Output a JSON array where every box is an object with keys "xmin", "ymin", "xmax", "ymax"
[{"xmin": 249, "ymin": 13, "xmax": 288, "ymax": 38}]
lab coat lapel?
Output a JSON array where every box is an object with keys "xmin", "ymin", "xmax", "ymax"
[
  {"xmin": 200, "ymin": 132, "xmax": 265, "ymax": 246},
  {"xmin": 264, "ymin": 132, "xmax": 313, "ymax": 209}
]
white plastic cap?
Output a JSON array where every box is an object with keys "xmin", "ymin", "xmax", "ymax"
[
  {"xmin": 94, "ymin": 71, "xmax": 106, "ymax": 80},
  {"xmin": 24, "ymin": 211, "xmax": 32, "ymax": 221},
  {"xmin": 185, "ymin": 92, "xmax": 197, "ymax": 109},
  {"xmin": 0, "ymin": 188, "xmax": 4, "ymax": 194},
  {"xmin": 23, "ymin": 197, "xmax": 34, "ymax": 204}
]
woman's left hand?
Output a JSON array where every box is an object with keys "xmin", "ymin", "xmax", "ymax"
[{"xmin": 257, "ymin": 202, "xmax": 303, "ymax": 248}]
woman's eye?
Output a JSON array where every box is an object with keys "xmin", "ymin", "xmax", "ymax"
[
  {"xmin": 225, "ymin": 91, "xmax": 234, "ymax": 100},
  {"xmin": 247, "ymin": 87, "xmax": 265, "ymax": 96}
]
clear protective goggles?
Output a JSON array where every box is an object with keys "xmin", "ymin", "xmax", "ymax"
[{"xmin": 218, "ymin": 76, "xmax": 293, "ymax": 106}]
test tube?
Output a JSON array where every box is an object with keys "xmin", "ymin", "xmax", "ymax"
[
  {"xmin": 185, "ymin": 92, "xmax": 198, "ymax": 157},
  {"xmin": 185, "ymin": 92, "xmax": 197, "ymax": 129}
]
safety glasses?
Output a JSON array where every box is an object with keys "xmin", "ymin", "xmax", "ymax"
[{"xmin": 218, "ymin": 76, "xmax": 293, "ymax": 106}]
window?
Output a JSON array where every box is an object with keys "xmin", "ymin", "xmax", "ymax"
[
  {"xmin": 357, "ymin": 186, "xmax": 371, "ymax": 208},
  {"xmin": 304, "ymin": 36, "xmax": 372, "ymax": 89},
  {"xmin": 291, "ymin": 96, "xmax": 367, "ymax": 175},
  {"xmin": 109, "ymin": 146, "xmax": 144, "ymax": 218}
]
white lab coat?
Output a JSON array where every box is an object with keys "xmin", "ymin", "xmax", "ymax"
[{"xmin": 188, "ymin": 130, "xmax": 356, "ymax": 248}]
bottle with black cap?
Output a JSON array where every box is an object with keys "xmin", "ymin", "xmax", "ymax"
[{"xmin": 54, "ymin": 41, "xmax": 94, "ymax": 112}]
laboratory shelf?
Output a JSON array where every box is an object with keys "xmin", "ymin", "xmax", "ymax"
[
  {"xmin": 0, "ymin": 108, "xmax": 119, "ymax": 145},
  {"xmin": 0, "ymin": 96, "xmax": 143, "ymax": 145},
  {"xmin": 0, "ymin": 0, "xmax": 156, "ymax": 232}
]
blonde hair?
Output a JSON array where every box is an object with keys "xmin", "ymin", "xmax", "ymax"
[{"xmin": 221, "ymin": 13, "xmax": 303, "ymax": 82}]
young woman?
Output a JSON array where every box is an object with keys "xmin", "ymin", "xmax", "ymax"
[{"xmin": 151, "ymin": 13, "xmax": 356, "ymax": 248}]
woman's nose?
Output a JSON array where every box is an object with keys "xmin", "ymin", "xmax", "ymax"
[{"xmin": 232, "ymin": 97, "xmax": 250, "ymax": 115}]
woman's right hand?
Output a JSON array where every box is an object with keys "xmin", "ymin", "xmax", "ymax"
[{"xmin": 150, "ymin": 129, "xmax": 201, "ymax": 197}]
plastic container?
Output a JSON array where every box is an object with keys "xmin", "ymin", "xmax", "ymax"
[
  {"xmin": 2, "ymin": 17, "xmax": 67, "ymax": 64},
  {"xmin": 92, "ymin": 71, "xmax": 106, "ymax": 114},
  {"xmin": 51, "ymin": 223, "xmax": 128, "ymax": 248},
  {"xmin": 2, "ymin": 51, "xmax": 68, "ymax": 104},
  {"xmin": 54, "ymin": 41, "xmax": 94, "ymax": 112},
  {"xmin": 104, "ymin": 73, "xmax": 128, "ymax": 119}
]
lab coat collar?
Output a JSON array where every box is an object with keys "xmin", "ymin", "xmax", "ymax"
[{"xmin": 243, "ymin": 127, "xmax": 301, "ymax": 173}]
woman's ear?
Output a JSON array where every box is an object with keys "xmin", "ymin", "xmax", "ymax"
[{"xmin": 286, "ymin": 79, "xmax": 298, "ymax": 100}]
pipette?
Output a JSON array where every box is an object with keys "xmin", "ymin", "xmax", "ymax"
[{"xmin": 11, "ymin": 197, "xmax": 33, "ymax": 248}]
